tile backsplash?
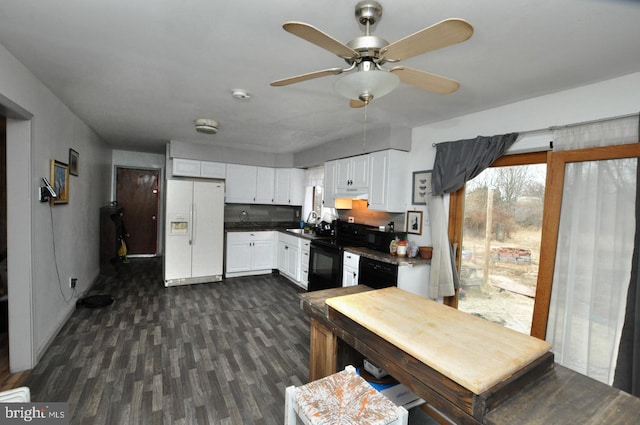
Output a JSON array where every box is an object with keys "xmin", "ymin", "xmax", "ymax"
[
  {"xmin": 224, "ymin": 204, "xmax": 301, "ymax": 224},
  {"xmin": 336, "ymin": 200, "xmax": 405, "ymax": 229}
]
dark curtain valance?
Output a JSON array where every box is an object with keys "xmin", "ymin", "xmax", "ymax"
[{"xmin": 431, "ymin": 133, "xmax": 519, "ymax": 196}]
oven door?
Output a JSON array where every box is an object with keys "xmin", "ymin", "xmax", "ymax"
[{"xmin": 308, "ymin": 241, "xmax": 342, "ymax": 291}]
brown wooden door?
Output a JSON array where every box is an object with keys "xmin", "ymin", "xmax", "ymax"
[{"xmin": 115, "ymin": 167, "xmax": 159, "ymax": 255}]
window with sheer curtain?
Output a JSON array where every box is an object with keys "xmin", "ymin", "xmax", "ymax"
[{"xmin": 546, "ymin": 116, "xmax": 638, "ymax": 385}]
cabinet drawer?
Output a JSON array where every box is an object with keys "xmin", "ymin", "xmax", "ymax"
[
  {"xmin": 245, "ymin": 231, "xmax": 275, "ymax": 242},
  {"xmin": 301, "ymin": 249, "xmax": 310, "ymax": 269},
  {"xmin": 343, "ymin": 251, "xmax": 360, "ymax": 269},
  {"xmin": 301, "ymin": 240, "xmax": 311, "ymax": 253},
  {"xmin": 279, "ymin": 232, "xmax": 301, "ymax": 247}
]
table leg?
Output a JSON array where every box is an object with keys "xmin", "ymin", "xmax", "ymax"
[{"xmin": 309, "ymin": 318, "xmax": 337, "ymax": 381}]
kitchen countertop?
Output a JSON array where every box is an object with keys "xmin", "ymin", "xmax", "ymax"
[
  {"xmin": 301, "ymin": 286, "xmax": 640, "ymax": 424},
  {"xmin": 326, "ymin": 287, "xmax": 552, "ymax": 395},
  {"xmin": 344, "ymin": 246, "xmax": 431, "ymax": 267},
  {"xmin": 224, "ymin": 221, "xmax": 298, "ymax": 232},
  {"xmin": 224, "ymin": 223, "xmax": 329, "ymax": 242}
]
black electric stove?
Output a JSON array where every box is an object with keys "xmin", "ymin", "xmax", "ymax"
[{"xmin": 307, "ymin": 220, "xmax": 406, "ymax": 291}]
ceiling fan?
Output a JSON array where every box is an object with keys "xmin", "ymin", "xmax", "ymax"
[{"xmin": 271, "ymin": 1, "xmax": 473, "ymax": 108}]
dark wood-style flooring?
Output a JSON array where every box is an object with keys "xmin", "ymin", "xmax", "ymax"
[{"xmin": 24, "ymin": 258, "xmax": 311, "ymax": 424}]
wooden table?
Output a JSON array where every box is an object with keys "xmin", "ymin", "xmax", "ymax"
[{"xmin": 300, "ymin": 286, "xmax": 640, "ymax": 424}]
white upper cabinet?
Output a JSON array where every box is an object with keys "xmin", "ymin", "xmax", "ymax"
[
  {"xmin": 336, "ymin": 155, "xmax": 369, "ymax": 194},
  {"xmin": 323, "ymin": 160, "xmax": 337, "ymax": 206},
  {"xmin": 172, "ymin": 158, "xmax": 201, "ymax": 177},
  {"xmin": 323, "ymin": 149, "xmax": 408, "ymax": 212},
  {"xmin": 255, "ymin": 167, "xmax": 276, "ymax": 204},
  {"xmin": 225, "ymin": 164, "xmax": 258, "ymax": 203},
  {"xmin": 289, "ymin": 168, "xmax": 305, "ymax": 206},
  {"xmin": 274, "ymin": 168, "xmax": 304, "ymax": 206},
  {"xmin": 172, "ymin": 158, "xmax": 225, "ymax": 179},
  {"xmin": 368, "ymin": 150, "xmax": 408, "ymax": 212},
  {"xmin": 200, "ymin": 161, "xmax": 226, "ymax": 179},
  {"xmin": 225, "ymin": 164, "xmax": 303, "ymax": 205}
]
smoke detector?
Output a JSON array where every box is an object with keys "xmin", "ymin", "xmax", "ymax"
[
  {"xmin": 194, "ymin": 118, "xmax": 219, "ymax": 134},
  {"xmin": 231, "ymin": 89, "xmax": 251, "ymax": 100}
]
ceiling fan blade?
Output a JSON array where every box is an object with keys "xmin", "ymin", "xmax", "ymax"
[
  {"xmin": 381, "ymin": 18, "xmax": 473, "ymax": 62},
  {"xmin": 270, "ymin": 68, "xmax": 345, "ymax": 87},
  {"xmin": 350, "ymin": 99, "xmax": 366, "ymax": 108},
  {"xmin": 390, "ymin": 66, "xmax": 460, "ymax": 94},
  {"xmin": 283, "ymin": 21, "xmax": 359, "ymax": 60}
]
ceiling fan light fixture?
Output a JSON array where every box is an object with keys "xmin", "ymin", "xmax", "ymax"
[
  {"xmin": 334, "ymin": 69, "xmax": 399, "ymax": 104},
  {"xmin": 194, "ymin": 118, "xmax": 219, "ymax": 134}
]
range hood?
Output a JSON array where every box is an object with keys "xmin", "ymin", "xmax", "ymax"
[{"xmin": 334, "ymin": 193, "xmax": 370, "ymax": 210}]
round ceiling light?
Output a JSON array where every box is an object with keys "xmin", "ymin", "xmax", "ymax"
[
  {"xmin": 194, "ymin": 118, "xmax": 219, "ymax": 134},
  {"xmin": 231, "ymin": 89, "xmax": 251, "ymax": 100}
]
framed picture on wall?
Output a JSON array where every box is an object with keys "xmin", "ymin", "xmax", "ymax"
[
  {"xmin": 407, "ymin": 210, "xmax": 423, "ymax": 235},
  {"xmin": 412, "ymin": 170, "xmax": 432, "ymax": 205},
  {"xmin": 69, "ymin": 148, "xmax": 79, "ymax": 176},
  {"xmin": 50, "ymin": 160, "xmax": 69, "ymax": 205}
]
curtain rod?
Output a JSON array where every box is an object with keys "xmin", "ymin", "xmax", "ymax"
[{"xmin": 431, "ymin": 112, "xmax": 639, "ymax": 147}]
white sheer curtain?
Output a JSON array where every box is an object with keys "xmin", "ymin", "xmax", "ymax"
[
  {"xmin": 547, "ymin": 115, "xmax": 638, "ymax": 384},
  {"xmin": 429, "ymin": 193, "xmax": 456, "ymax": 299}
]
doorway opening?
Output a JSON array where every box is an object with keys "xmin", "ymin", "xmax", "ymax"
[{"xmin": 458, "ymin": 162, "xmax": 546, "ymax": 335}]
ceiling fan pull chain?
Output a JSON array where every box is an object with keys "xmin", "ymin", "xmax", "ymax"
[{"xmin": 362, "ymin": 103, "xmax": 368, "ymax": 152}]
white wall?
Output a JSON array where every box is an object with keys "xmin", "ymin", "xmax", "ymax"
[
  {"xmin": 406, "ymin": 71, "xmax": 640, "ymax": 256},
  {"xmin": 0, "ymin": 43, "xmax": 111, "ymax": 370},
  {"xmin": 169, "ymin": 140, "xmax": 294, "ymax": 168}
]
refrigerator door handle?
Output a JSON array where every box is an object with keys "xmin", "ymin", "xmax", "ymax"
[{"xmin": 189, "ymin": 202, "xmax": 195, "ymax": 245}]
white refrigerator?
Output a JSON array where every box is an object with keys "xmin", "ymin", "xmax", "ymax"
[{"xmin": 164, "ymin": 179, "xmax": 224, "ymax": 286}]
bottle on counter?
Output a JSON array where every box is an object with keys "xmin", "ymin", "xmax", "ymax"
[
  {"xmin": 389, "ymin": 238, "xmax": 398, "ymax": 256},
  {"xmin": 397, "ymin": 240, "xmax": 408, "ymax": 257}
]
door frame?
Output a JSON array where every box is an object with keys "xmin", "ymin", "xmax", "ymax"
[
  {"xmin": 531, "ymin": 143, "xmax": 640, "ymax": 339},
  {"xmin": 2, "ymin": 93, "xmax": 36, "ymax": 372},
  {"xmin": 447, "ymin": 145, "xmax": 640, "ymax": 340}
]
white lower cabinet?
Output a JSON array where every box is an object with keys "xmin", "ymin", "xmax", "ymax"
[
  {"xmin": 278, "ymin": 241, "xmax": 299, "ymax": 281},
  {"xmin": 278, "ymin": 232, "xmax": 309, "ymax": 288},
  {"xmin": 397, "ymin": 264, "xmax": 431, "ymax": 298},
  {"xmin": 225, "ymin": 231, "xmax": 275, "ymax": 278},
  {"xmin": 299, "ymin": 239, "xmax": 311, "ymax": 290},
  {"xmin": 342, "ymin": 251, "xmax": 360, "ymax": 287}
]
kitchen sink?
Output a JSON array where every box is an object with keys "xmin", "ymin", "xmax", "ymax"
[{"xmin": 286, "ymin": 228, "xmax": 310, "ymax": 234}]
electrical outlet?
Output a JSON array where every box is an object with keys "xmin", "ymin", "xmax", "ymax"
[{"xmin": 69, "ymin": 277, "xmax": 77, "ymax": 289}]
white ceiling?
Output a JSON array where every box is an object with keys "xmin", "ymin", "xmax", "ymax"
[{"xmin": 0, "ymin": 0, "xmax": 639, "ymax": 154}]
